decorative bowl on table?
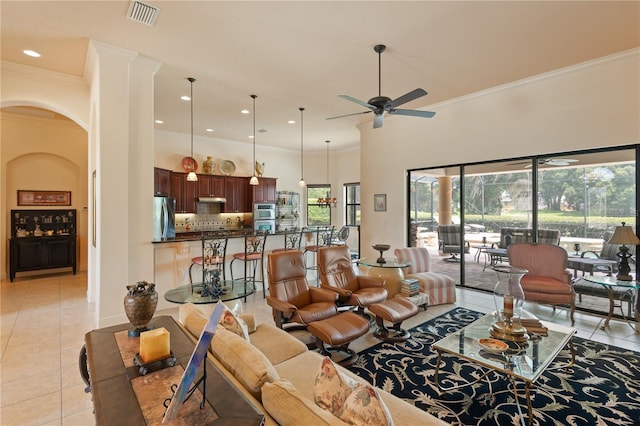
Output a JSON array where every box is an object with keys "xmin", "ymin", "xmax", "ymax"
[{"xmin": 372, "ymin": 244, "xmax": 390, "ymax": 264}]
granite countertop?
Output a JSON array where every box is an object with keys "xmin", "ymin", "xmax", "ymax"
[{"xmin": 152, "ymin": 228, "xmax": 286, "ymax": 243}]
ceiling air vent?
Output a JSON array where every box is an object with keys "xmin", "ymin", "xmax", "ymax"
[{"xmin": 127, "ymin": 1, "xmax": 159, "ymax": 27}]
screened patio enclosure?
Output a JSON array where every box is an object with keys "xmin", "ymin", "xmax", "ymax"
[{"xmin": 406, "ymin": 145, "xmax": 639, "ymax": 319}]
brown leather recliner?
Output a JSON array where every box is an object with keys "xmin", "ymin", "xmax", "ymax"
[
  {"xmin": 266, "ymin": 250, "xmax": 339, "ymax": 330},
  {"xmin": 317, "ymin": 246, "xmax": 388, "ymax": 315}
]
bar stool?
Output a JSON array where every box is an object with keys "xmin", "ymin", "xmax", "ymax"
[
  {"xmin": 230, "ymin": 230, "xmax": 269, "ymax": 299},
  {"xmin": 271, "ymin": 228, "xmax": 303, "ymax": 253},
  {"xmin": 302, "ymin": 226, "xmax": 334, "ymax": 286},
  {"xmin": 189, "ymin": 231, "xmax": 229, "ymax": 289}
]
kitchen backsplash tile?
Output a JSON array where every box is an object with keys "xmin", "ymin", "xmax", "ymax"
[{"xmin": 175, "ymin": 210, "xmax": 249, "ymax": 232}]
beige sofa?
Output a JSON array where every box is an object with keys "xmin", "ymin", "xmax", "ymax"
[{"xmin": 178, "ymin": 303, "xmax": 448, "ymax": 425}]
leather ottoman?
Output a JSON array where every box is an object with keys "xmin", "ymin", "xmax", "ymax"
[
  {"xmin": 307, "ymin": 311, "xmax": 370, "ymax": 366},
  {"xmin": 369, "ymin": 297, "xmax": 419, "ymax": 342}
]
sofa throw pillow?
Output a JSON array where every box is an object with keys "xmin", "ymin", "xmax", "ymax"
[
  {"xmin": 262, "ymin": 379, "xmax": 348, "ymax": 426},
  {"xmin": 336, "ymin": 383, "xmax": 393, "ymax": 426},
  {"xmin": 218, "ymin": 307, "xmax": 250, "ymax": 341},
  {"xmin": 314, "ymin": 356, "xmax": 358, "ymax": 414}
]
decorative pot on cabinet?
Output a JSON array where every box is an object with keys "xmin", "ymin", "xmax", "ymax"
[{"xmin": 203, "ymin": 156, "xmax": 215, "ymax": 174}]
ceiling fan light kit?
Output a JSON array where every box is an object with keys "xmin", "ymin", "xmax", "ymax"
[{"xmin": 328, "ymin": 44, "xmax": 435, "ymax": 128}]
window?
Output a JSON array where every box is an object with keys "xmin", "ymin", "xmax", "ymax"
[
  {"xmin": 306, "ymin": 184, "xmax": 331, "ymax": 226},
  {"xmin": 345, "ymin": 183, "xmax": 360, "ymax": 226}
]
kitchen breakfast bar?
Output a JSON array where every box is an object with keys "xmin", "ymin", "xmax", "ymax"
[{"xmin": 153, "ymin": 229, "xmax": 323, "ymax": 308}]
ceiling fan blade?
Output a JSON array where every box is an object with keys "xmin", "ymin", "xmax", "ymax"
[
  {"xmin": 326, "ymin": 110, "xmax": 372, "ymax": 120},
  {"xmin": 338, "ymin": 95, "xmax": 376, "ymax": 110},
  {"xmin": 390, "ymin": 109, "xmax": 436, "ymax": 118},
  {"xmin": 373, "ymin": 113, "xmax": 384, "ymax": 128},
  {"xmin": 390, "ymin": 88, "xmax": 427, "ymax": 108}
]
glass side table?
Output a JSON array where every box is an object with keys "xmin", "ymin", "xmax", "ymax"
[
  {"xmin": 583, "ymin": 275, "xmax": 639, "ymax": 332},
  {"xmin": 357, "ymin": 258, "xmax": 411, "ymax": 297}
]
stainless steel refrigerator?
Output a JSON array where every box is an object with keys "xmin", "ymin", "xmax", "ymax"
[{"xmin": 153, "ymin": 196, "xmax": 176, "ymax": 240}]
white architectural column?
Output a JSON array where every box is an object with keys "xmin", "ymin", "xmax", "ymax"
[{"xmin": 87, "ymin": 41, "xmax": 160, "ymax": 326}]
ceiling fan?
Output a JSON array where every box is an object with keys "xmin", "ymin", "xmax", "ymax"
[
  {"xmin": 511, "ymin": 158, "xmax": 579, "ymax": 167},
  {"xmin": 327, "ymin": 44, "xmax": 435, "ymax": 129}
]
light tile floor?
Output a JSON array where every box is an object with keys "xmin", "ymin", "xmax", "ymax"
[{"xmin": 1, "ymin": 271, "xmax": 638, "ymax": 425}]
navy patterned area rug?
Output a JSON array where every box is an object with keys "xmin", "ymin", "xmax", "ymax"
[{"xmin": 348, "ymin": 307, "xmax": 640, "ymax": 425}]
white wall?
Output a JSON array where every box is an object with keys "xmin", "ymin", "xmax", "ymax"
[{"xmin": 359, "ymin": 49, "xmax": 640, "ymax": 258}]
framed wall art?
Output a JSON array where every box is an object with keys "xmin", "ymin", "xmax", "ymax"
[
  {"xmin": 18, "ymin": 190, "xmax": 71, "ymax": 206},
  {"xmin": 374, "ymin": 194, "xmax": 387, "ymax": 212}
]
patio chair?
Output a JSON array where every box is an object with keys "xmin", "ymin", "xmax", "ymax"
[
  {"xmin": 508, "ymin": 243, "xmax": 575, "ymax": 324},
  {"xmin": 437, "ymin": 224, "xmax": 470, "ymax": 262}
]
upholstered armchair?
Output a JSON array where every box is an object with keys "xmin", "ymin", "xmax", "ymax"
[
  {"xmin": 437, "ymin": 225, "xmax": 470, "ymax": 261},
  {"xmin": 266, "ymin": 250, "xmax": 339, "ymax": 330},
  {"xmin": 317, "ymin": 246, "xmax": 388, "ymax": 315},
  {"xmin": 507, "ymin": 243, "xmax": 575, "ymax": 324},
  {"xmin": 394, "ymin": 247, "xmax": 456, "ymax": 305}
]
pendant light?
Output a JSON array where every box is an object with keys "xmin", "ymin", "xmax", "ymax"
[
  {"xmin": 317, "ymin": 140, "xmax": 337, "ymax": 207},
  {"xmin": 298, "ymin": 107, "xmax": 306, "ymax": 187},
  {"xmin": 186, "ymin": 77, "xmax": 198, "ymax": 182},
  {"xmin": 249, "ymin": 94, "xmax": 259, "ymax": 186}
]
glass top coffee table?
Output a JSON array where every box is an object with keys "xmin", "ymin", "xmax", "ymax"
[
  {"xmin": 432, "ymin": 313, "xmax": 576, "ymax": 425},
  {"xmin": 164, "ymin": 280, "xmax": 254, "ymax": 304}
]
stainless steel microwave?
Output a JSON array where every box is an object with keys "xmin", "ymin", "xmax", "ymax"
[{"xmin": 253, "ymin": 203, "xmax": 276, "ymax": 220}]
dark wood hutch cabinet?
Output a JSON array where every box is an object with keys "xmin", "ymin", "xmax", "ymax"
[{"xmin": 9, "ymin": 209, "xmax": 77, "ymax": 282}]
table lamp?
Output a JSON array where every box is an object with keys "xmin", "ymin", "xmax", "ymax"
[{"xmin": 607, "ymin": 222, "xmax": 639, "ymax": 281}]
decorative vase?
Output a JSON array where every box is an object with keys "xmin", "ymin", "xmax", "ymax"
[
  {"xmin": 203, "ymin": 156, "xmax": 215, "ymax": 174},
  {"xmin": 255, "ymin": 161, "xmax": 265, "ymax": 177},
  {"xmin": 124, "ymin": 281, "xmax": 158, "ymax": 337},
  {"xmin": 491, "ymin": 266, "xmax": 529, "ymax": 342}
]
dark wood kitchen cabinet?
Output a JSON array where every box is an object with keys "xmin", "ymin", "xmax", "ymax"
[
  {"xmin": 252, "ymin": 177, "xmax": 277, "ymax": 203},
  {"xmin": 9, "ymin": 236, "xmax": 76, "ymax": 281},
  {"xmin": 197, "ymin": 175, "xmax": 225, "ymax": 197},
  {"xmin": 224, "ymin": 176, "xmax": 250, "ymax": 213},
  {"xmin": 153, "ymin": 167, "xmax": 171, "ymax": 196},
  {"xmin": 170, "ymin": 172, "xmax": 197, "ymax": 213}
]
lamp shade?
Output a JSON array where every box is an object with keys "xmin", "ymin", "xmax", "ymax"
[{"xmin": 607, "ymin": 223, "xmax": 640, "ymax": 246}]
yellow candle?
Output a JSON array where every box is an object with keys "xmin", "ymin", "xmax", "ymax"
[
  {"xmin": 140, "ymin": 327, "xmax": 170, "ymax": 363},
  {"xmin": 503, "ymin": 295, "xmax": 514, "ymax": 317}
]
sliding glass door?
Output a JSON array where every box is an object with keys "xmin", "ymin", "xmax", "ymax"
[{"xmin": 406, "ymin": 145, "xmax": 638, "ymax": 316}]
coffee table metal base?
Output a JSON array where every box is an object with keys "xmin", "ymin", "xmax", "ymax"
[{"xmin": 432, "ymin": 313, "xmax": 576, "ymax": 426}]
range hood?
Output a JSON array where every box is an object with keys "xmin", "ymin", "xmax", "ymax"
[{"xmin": 198, "ymin": 196, "xmax": 227, "ymax": 203}]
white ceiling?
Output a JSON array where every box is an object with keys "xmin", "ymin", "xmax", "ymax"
[{"xmin": 1, "ymin": 1, "xmax": 639, "ymax": 152}]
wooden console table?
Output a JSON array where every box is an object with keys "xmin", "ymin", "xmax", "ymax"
[{"xmin": 84, "ymin": 316, "xmax": 264, "ymax": 425}]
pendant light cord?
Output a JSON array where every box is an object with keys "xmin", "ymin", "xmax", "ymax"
[
  {"xmin": 300, "ymin": 107, "xmax": 305, "ymax": 182},
  {"xmin": 252, "ymin": 95, "xmax": 257, "ymax": 166},
  {"xmin": 188, "ymin": 77, "xmax": 195, "ymax": 166}
]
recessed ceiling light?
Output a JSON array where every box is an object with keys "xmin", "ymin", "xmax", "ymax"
[
  {"xmin": 288, "ymin": 120, "xmax": 296, "ymax": 124},
  {"xmin": 258, "ymin": 129, "xmax": 267, "ymax": 133},
  {"xmin": 241, "ymin": 109, "xmax": 250, "ymax": 114},
  {"xmin": 181, "ymin": 95, "xmax": 191, "ymax": 101},
  {"xmin": 23, "ymin": 50, "xmax": 41, "ymax": 58},
  {"xmin": 206, "ymin": 128, "xmax": 214, "ymax": 132},
  {"xmin": 155, "ymin": 119, "xmax": 164, "ymax": 124},
  {"xmin": 249, "ymin": 135, "xmax": 255, "ymax": 139}
]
